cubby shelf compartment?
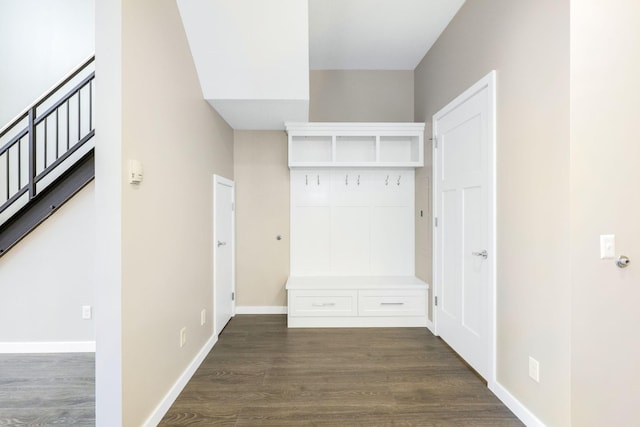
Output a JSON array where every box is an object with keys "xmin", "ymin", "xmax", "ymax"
[{"xmin": 286, "ymin": 122, "xmax": 425, "ymax": 168}]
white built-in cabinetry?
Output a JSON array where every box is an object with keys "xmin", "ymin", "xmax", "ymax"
[
  {"xmin": 287, "ymin": 122, "xmax": 424, "ymax": 168},
  {"xmin": 285, "ymin": 122, "xmax": 428, "ymax": 328},
  {"xmin": 290, "ymin": 168, "xmax": 415, "ymax": 276}
]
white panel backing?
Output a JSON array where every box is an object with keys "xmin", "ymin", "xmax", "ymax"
[{"xmin": 290, "ymin": 169, "xmax": 415, "ymax": 276}]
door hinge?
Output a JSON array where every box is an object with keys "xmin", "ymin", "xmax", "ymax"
[
  {"xmin": 435, "ymin": 296, "xmax": 438, "ymax": 306},
  {"xmin": 231, "ymin": 202, "xmax": 235, "ymax": 212},
  {"xmin": 232, "ymin": 292, "xmax": 235, "ymax": 301},
  {"xmin": 435, "ymin": 217, "xmax": 438, "ymax": 227},
  {"xmin": 434, "ymin": 136, "xmax": 438, "ymax": 149}
]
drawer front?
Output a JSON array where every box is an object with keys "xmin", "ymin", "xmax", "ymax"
[
  {"xmin": 289, "ymin": 290, "xmax": 358, "ymax": 317},
  {"xmin": 358, "ymin": 289, "xmax": 426, "ymax": 317}
]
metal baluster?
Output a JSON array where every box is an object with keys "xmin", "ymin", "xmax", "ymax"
[
  {"xmin": 66, "ymin": 99, "xmax": 70, "ymax": 151},
  {"xmin": 89, "ymin": 81, "xmax": 93, "ymax": 131},
  {"xmin": 77, "ymin": 90, "xmax": 81, "ymax": 142},
  {"xmin": 28, "ymin": 107, "xmax": 36, "ymax": 198},
  {"xmin": 42, "ymin": 121, "xmax": 47, "ymax": 168},
  {"xmin": 17, "ymin": 138, "xmax": 21, "ymax": 190},
  {"xmin": 5, "ymin": 152, "xmax": 9, "ymax": 200},
  {"xmin": 55, "ymin": 108, "xmax": 59, "ymax": 164}
]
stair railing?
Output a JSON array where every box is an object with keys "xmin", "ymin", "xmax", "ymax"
[{"xmin": 0, "ymin": 55, "xmax": 95, "ymax": 219}]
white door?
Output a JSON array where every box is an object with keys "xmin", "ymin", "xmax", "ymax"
[
  {"xmin": 214, "ymin": 175, "xmax": 235, "ymax": 336},
  {"xmin": 433, "ymin": 71, "xmax": 495, "ymax": 380}
]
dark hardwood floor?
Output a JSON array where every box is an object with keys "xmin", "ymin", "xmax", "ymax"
[
  {"xmin": 0, "ymin": 316, "xmax": 522, "ymax": 426},
  {"xmin": 0, "ymin": 352, "xmax": 95, "ymax": 426},
  {"xmin": 161, "ymin": 315, "xmax": 522, "ymax": 426}
]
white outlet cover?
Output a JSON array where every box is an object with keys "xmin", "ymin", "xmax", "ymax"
[
  {"xmin": 180, "ymin": 327, "xmax": 187, "ymax": 348},
  {"xmin": 529, "ymin": 357, "xmax": 540, "ymax": 383},
  {"xmin": 82, "ymin": 305, "xmax": 92, "ymax": 320}
]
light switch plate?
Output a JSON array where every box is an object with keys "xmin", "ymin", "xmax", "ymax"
[{"xmin": 600, "ymin": 234, "xmax": 615, "ymax": 259}]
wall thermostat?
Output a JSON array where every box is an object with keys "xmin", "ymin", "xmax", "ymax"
[{"xmin": 129, "ymin": 159, "xmax": 143, "ymax": 184}]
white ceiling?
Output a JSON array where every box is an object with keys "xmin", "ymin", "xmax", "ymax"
[
  {"xmin": 309, "ymin": 0, "xmax": 466, "ymax": 70},
  {"xmin": 178, "ymin": 0, "xmax": 467, "ymax": 129}
]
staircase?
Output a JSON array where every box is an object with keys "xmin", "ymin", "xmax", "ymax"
[{"xmin": 0, "ymin": 56, "xmax": 95, "ymax": 257}]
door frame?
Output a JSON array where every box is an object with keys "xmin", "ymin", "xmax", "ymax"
[
  {"xmin": 432, "ymin": 70, "xmax": 497, "ymax": 386},
  {"xmin": 213, "ymin": 174, "xmax": 236, "ymax": 336}
]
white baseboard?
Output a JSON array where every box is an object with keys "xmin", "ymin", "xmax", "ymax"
[
  {"xmin": 489, "ymin": 381, "xmax": 547, "ymax": 427},
  {"xmin": 425, "ymin": 318, "xmax": 434, "ymax": 333},
  {"xmin": 235, "ymin": 306, "xmax": 287, "ymax": 314},
  {"xmin": 0, "ymin": 341, "xmax": 96, "ymax": 353},
  {"xmin": 143, "ymin": 334, "xmax": 218, "ymax": 427}
]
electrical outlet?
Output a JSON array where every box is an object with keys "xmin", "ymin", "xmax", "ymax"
[
  {"xmin": 82, "ymin": 305, "xmax": 92, "ymax": 320},
  {"xmin": 179, "ymin": 327, "xmax": 187, "ymax": 348},
  {"xmin": 529, "ymin": 357, "xmax": 540, "ymax": 382},
  {"xmin": 200, "ymin": 309, "xmax": 206, "ymax": 326}
]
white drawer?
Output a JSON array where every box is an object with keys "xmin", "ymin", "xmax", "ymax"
[
  {"xmin": 358, "ymin": 289, "xmax": 426, "ymax": 317},
  {"xmin": 289, "ymin": 290, "xmax": 358, "ymax": 317}
]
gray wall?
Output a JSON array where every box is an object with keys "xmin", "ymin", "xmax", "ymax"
[
  {"xmin": 0, "ymin": 183, "xmax": 94, "ymax": 345},
  {"xmin": 310, "ymin": 70, "xmax": 414, "ymax": 122},
  {"xmin": 0, "ymin": 0, "xmax": 95, "ymax": 348},
  {"xmin": 571, "ymin": 1, "xmax": 640, "ymax": 425},
  {"xmin": 95, "ymin": 0, "xmax": 234, "ymax": 424},
  {"xmin": 414, "ymin": 0, "xmax": 570, "ymax": 425},
  {"xmin": 0, "ymin": 0, "xmax": 94, "ymax": 126},
  {"xmin": 232, "ymin": 71, "xmax": 416, "ymax": 309},
  {"xmin": 234, "ymin": 131, "xmax": 290, "ymax": 308}
]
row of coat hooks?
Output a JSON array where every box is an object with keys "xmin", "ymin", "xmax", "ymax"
[{"xmin": 304, "ymin": 174, "xmax": 403, "ymax": 186}]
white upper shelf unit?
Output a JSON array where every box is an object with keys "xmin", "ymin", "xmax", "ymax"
[{"xmin": 285, "ymin": 122, "xmax": 425, "ymax": 168}]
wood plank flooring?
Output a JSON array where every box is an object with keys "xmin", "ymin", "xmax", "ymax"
[
  {"xmin": 0, "ymin": 352, "xmax": 95, "ymax": 426},
  {"xmin": 160, "ymin": 315, "xmax": 522, "ymax": 426}
]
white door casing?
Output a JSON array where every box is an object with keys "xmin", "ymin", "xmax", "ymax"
[
  {"xmin": 213, "ymin": 175, "xmax": 235, "ymax": 336},
  {"xmin": 433, "ymin": 71, "xmax": 496, "ymax": 382}
]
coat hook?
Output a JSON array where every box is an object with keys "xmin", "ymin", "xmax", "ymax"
[
  {"xmin": 397, "ymin": 175, "xmax": 401, "ymax": 186},
  {"xmin": 385, "ymin": 175, "xmax": 389, "ymax": 186},
  {"xmin": 305, "ymin": 174, "xmax": 308, "ymax": 186},
  {"xmin": 357, "ymin": 175, "xmax": 360, "ymax": 186},
  {"xmin": 345, "ymin": 174, "xmax": 349, "ymax": 185}
]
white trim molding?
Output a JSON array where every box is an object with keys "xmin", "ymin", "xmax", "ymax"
[
  {"xmin": 235, "ymin": 306, "xmax": 287, "ymax": 315},
  {"xmin": 143, "ymin": 334, "xmax": 218, "ymax": 427},
  {"xmin": 0, "ymin": 341, "xmax": 96, "ymax": 353},
  {"xmin": 425, "ymin": 318, "xmax": 434, "ymax": 334},
  {"xmin": 490, "ymin": 381, "xmax": 547, "ymax": 427}
]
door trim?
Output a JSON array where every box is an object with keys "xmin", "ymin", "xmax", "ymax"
[
  {"xmin": 213, "ymin": 174, "xmax": 236, "ymax": 336},
  {"xmin": 432, "ymin": 70, "xmax": 496, "ymax": 386}
]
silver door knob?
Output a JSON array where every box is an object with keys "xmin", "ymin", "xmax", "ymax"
[
  {"xmin": 472, "ymin": 250, "xmax": 488, "ymax": 259},
  {"xmin": 217, "ymin": 240, "xmax": 226, "ymax": 247},
  {"xmin": 617, "ymin": 255, "xmax": 630, "ymax": 268}
]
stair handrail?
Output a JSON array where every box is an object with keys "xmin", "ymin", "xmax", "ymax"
[
  {"xmin": 0, "ymin": 55, "xmax": 95, "ymax": 137},
  {"xmin": 0, "ymin": 55, "xmax": 95, "ymax": 216}
]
